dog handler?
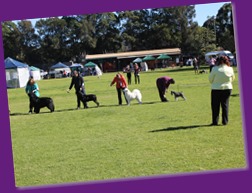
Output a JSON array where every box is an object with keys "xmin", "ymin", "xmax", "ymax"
[
  {"xmin": 208, "ymin": 55, "xmax": 235, "ymax": 125},
  {"xmin": 110, "ymin": 73, "xmax": 128, "ymax": 105},
  {"xmin": 25, "ymin": 77, "xmax": 40, "ymax": 113},
  {"xmin": 67, "ymin": 70, "xmax": 88, "ymax": 109},
  {"xmin": 156, "ymin": 76, "xmax": 175, "ymax": 102}
]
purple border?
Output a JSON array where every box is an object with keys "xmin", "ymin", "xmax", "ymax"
[{"xmin": 0, "ymin": 0, "xmax": 251, "ymax": 193}]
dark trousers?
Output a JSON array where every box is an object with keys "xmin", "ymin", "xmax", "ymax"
[
  {"xmin": 211, "ymin": 89, "xmax": 232, "ymax": 125},
  {"xmin": 117, "ymin": 88, "xmax": 127, "ymax": 105},
  {"xmin": 76, "ymin": 88, "xmax": 87, "ymax": 108},
  {"xmin": 210, "ymin": 65, "xmax": 214, "ymax": 72},
  {"xmin": 29, "ymin": 101, "xmax": 34, "ymax": 112},
  {"xmin": 134, "ymin": 74, "xmax": 140, "ymax": 84},
  {"xmin": 127, "ymin": 73, "xmax": 131, "ymax": 85},
  {"xmin": 157, "ymin": 87, "xmax": 168, "ymax": 102}
]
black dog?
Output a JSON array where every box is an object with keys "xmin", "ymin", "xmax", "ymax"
[
  {"xmin": 77, "ymin": 91, "xmax": 99, "ymax": 109},
  {"xmin": 171, "ymin": 91, "xmax": 186, "ymax": 101},
  {"xmin": 199, "ymin": 69, "xmax": 207, "ymax": 74},
  {"xmin": 28, "ymin": 92, "xmax": 55, "ymax": 113}
]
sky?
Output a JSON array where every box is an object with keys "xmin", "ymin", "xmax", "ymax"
[
  {"xmin": 194, "ymin": 1, "xmax": 229, "ymax": 26},
  {"xmin": 13, "ymin": 2, "xmax": 229, "ymax": 27}
]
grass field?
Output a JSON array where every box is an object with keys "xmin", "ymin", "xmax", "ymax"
[{"xmin": 7, "ymin": 66, "xmax": 246, "ymax": 187}]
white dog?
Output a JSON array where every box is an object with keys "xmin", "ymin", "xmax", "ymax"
[{"xmin": 123, "ymin": 88, "xmax": 142, "ymax": 105}]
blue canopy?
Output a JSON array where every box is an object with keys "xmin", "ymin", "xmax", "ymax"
[
  {"xmin": 133, "ymin": 58, "xmax": 142, "ymax": 63},
  {"xmin": 50, "ymin": 62, "xmax": 69, "ymax": 69},
  {"xmin": 5, "ymin": 57, "xmax": 29, "ymax": 69},
  {"xmin": 70, "ymin": 63, "xmax": 83, "ymax": 68}
]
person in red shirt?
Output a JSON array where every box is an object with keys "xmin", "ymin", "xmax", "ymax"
[{"xmin": 110, "ymin": 73, "xmax": 128, "ymax": 105}]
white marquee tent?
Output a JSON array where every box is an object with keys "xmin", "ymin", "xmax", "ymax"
[
  {"xmin": 49, "ymin": 62, "xmax": 71, "ymax": 78},
  {"xmin": 29, "ymin": 66, "xmax": 41, "ymax": 80},
  {"xmin": 5, "ymin": 57, "xmax": 30, "ymax": 88}
]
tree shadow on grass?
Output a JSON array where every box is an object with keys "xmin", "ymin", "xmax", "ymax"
[{"xmin": 149, "ymin": 124, "xmax": 216, "ymax": 133}]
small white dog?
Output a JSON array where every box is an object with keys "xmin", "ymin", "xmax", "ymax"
[{"xmin": 123, "ymin": 88, "xmax": 142, "ymax": 105}]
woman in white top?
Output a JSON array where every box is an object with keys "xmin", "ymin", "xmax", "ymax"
[{"xmin": 208, "ymin": 55, "xmax": 235, "ymax": 125}]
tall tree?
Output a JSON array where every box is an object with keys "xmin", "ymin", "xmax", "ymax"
[
  {"xmin": 35, "ymin": 17, "xmax": 71, "ymax": 65},
  {"xmin": 215, "ymin": 3, "xmax": 235, "ymax": 52},
  {"xmin": 17, "ymin": 20, "xmax": 40, "ymax": 64},
  {"xmin": 2, "ymin": 21, "xmax": 22, "ymax": 59},
  {"xmin": 95, "ymin": 12, "xmax": 122, "ymax": 53}
]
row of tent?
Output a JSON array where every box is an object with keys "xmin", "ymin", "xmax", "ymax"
[
  {"xmin": 132, "ymin": 54, "xmax": 171, "ymax": 63},
  {"xmin": 4, "ymin": 57, "xmax": 102, "ymax": 88}
]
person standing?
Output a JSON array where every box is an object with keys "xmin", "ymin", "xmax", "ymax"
[
  {"xmin": 134, "ymin": 63, "xmax": 140, "ymax": 84},
  {"xmin": 124, "ymin": 64, "xmax": 132, "ymax": 85},
  {"xmin": 208, "ymin": 55, "xmax": 235, "ymax": 126},
  {"xmin": 67, "ymin": 70, "xmax": 87, "ymax": 109},
  {"xmin": 193, "ymin": 56, "xmax": 199, "ymax": 74},
  {"xmin": 110, "ymin": 73, "xmax": 128, "ymax": 105},
  {"xmin": 209, "ymin": 55, "xmax": 216, "ymax": 72},
  {"xmin": 156, "ymin": 76, "xmax": 175, "ymax": 102},
  {"xmin": 25, "ymin": 77, "xmax": 40, "ymax": 113}
]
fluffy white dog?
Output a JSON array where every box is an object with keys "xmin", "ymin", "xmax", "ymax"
[{"xmin": 123, "ymin": 88, "xmax": 142, "ymax": 105}]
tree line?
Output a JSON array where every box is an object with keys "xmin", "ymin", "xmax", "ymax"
[{"xmin": 2, "ymin": 3, "xmax": 235, "ymax": 70}]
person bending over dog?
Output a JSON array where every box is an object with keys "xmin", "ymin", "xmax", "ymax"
[
  {"xmin": 156, "ymin": 76, "xmax": 175, "ymax": 102},
  {"xmin": 67, "ymin": 70, "xmax": 88, "ymax": 109},
  {"xmin": 25, "ymin": 77, "xmax": 40, "ymax": 113}
]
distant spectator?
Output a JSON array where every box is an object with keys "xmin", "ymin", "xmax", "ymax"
[
  {"xmin": 134, "ymin": 63, "xmax": 140, "ymax": 84},
  {"xmin": 124, "ymin": 65, "xmax": 132, "ymax": 85},
  {"xmin": 209, "ymin": 55, "xmax": 216, "ymax": 72},
  {"xmin": 193, "ymin": 57, "xmax": 199, "ymax": 74}
]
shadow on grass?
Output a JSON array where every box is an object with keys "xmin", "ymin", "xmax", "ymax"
[
  {"xmin": 149, "ymin": 124, "xmax": 215, "ymax": 132},
  {"xmin": 231, "ymin": 93, "xmax": 239, "ymax": 97},
  {"xmin": 9, "ymin": 101, "xmax": 165, "ymax": 116},
  {"xmin": 150, "ymin": 66, "xmax": 209, "ymax": 73},
  {"xmin": 10, "ymin": 108, "xmax": 77, "ymax": 116}
]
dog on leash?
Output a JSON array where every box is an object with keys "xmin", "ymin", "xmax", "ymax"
[
  {"xmin": 123, "ymin": 88, "xmax": 142, "ymax": 105},
  {"xmin": 28, "ymin": 92, "xmax": 55, "ymax": 113},
  {"xmin": 171, "ymin": 91, "xmax": 186, "ymax": 101},
  {"xmin": 77, "ymin": 91, "xmax": 99, "ymax": 108}
]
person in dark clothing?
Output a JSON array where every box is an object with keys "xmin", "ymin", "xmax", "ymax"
[
  {"xmin": 67, "ymin": 70, "xmax": 88, "ymax": 109},
  {"xmin": 156, "ymin": 76, "xmax": 175, "ymax": 102},
  {"xmin": 124, "ymin": 64, "xmax": 132, "ymax": 85},
  {"xmin": 134, "ymin": 63, "xmax": 140, "ymax": 84}
]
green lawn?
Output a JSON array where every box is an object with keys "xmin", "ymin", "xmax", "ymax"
[{"xmin": 8, "ymin": 66, "xmax": 246, "ymax": 187}]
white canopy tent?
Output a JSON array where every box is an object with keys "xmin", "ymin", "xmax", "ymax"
[
  {"xmin": 49, "ymin": 62, "xmax": 71, "ymax": 78},
  {"xmin": 84, "ymin": 62, "xmax": 102, "ymax": 77},
  {"xmin": 5, "ymin": 57, "xmax": 30, "ymax": 88},
  {"xmin": 29, "ymin": 66, "xmax": 41, "ymax": 80}
]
